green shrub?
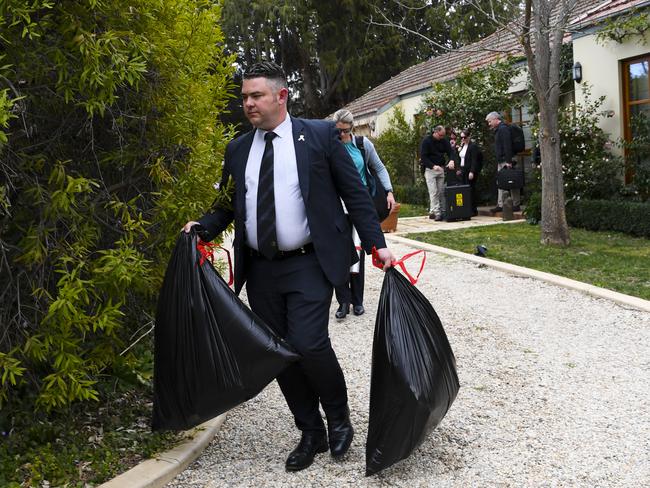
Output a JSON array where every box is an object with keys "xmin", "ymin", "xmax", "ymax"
[
  {"xmin": 394, "ymin": 183, "xmax": 429, "ymax": 206},
  {"xmin": 0, "ymin": 1, "xmax": 235, "ymax": 411},
  {"xmin": 373, "ymin": 107, "xmax": 424, "ymax": 185},
  {"xmin": 566, "ymin": 199, "xmax": 650, "ymax": 238},
  {"xmin": 557, "ymin": 86, "xmax": 623, "ymax": 200},
  {"xmin": 523, "ymin": 167, "xmax": 543, "ymax": 224}
]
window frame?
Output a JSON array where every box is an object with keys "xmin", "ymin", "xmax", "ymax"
[{"xmin": 621, "ymin": 54, "xmax": 650, "ymax": 183}]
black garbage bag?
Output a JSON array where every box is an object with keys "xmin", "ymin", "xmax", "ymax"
[
  {"xmin": 365, "ymin": 266, "xmax": 460, "ymax": 476},
  {"xmin": 152, "ymin": 230, "xmax": 300, "ymax": 431}
]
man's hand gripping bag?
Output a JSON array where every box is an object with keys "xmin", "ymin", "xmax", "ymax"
[{"xmin": 152, "ymin": 230, "xmax": 300, "ymax": 431}]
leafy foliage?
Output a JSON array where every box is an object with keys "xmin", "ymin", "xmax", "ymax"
[
  {"xmin": 220, "ymin": 0, "xmax": 518, "ymax": 117},
  {"xmin": 557, "ymin": 87, "xmax": 623, "ymax": 202},
  {"xmin": 393, "ymin": 183, "xmax": 429, "ymax": 206},
  {"xmin": 373, "ymin": 107, "xmax": 424, "ymax": 185},
  {"xmin": 0, "ymin": 385, "xmax": 180, "ymax": 486},
  {"xmin": 525, "ymin": 87, "xmax": 624, "ymax": 220},
  {"xmin": 596, "ymin": 7, "xmax": 650, "ymax": 44},
  {"xmin": 419, "ymin": 60, "xmax": 517, "ymax": 147},
  {"xmin": 0, "ymin": 0, "xmax": 235, "ymax": 412}
]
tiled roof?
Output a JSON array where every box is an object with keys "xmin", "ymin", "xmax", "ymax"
[
  {"xmin": 344, "ymin": 28, "xmax": 522, "ymax": 118},
  {"xmin": 343, "ymin": 0, "xmax": 637, "ymax": 119},
  {"xmin": 570, "ymin": 0, "xmax": 647, "ymax": 28}
]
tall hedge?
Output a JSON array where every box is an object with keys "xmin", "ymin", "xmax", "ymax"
[{"xmin": 0, "ymin": 0, "xmax": 235, "ymax": 411}]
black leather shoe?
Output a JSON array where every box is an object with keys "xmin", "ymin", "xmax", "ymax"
[
  {"xmin": 489, "ymin": 206, "xmax": 503, "ymax": 214},
  {"xmin": 285, "ymin": 431, "xmax": 329, "ymax": 472},
  {"xmin": 352, "ymin": 305, "xmax": 365, "ymax": 316},
  {"xmin": 335, "ymin": 303, "xmax": 349, "ymax": 319},
  {"xmin": 327, "ymin": 409, "xmax": 354, "ymax": 459}
]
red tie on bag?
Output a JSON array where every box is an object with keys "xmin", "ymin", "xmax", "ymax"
[
  {"xmin": 197, "ymin": 239, "xmax": 234, "ymax": 286},
  {"xmin": 371, "ymin": 247, "xmax": 426, "ymax": 285}
]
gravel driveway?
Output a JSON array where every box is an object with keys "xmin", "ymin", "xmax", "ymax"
[{"xmin": 168, "ymin": 240, "xmax": 649, "ymax": 487}]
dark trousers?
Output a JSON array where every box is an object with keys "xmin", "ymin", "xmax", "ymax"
[
  {"xmin": 246, "ymin": 252, "xmax": 348, "ymax": 433},
  {"xmin": 334, "ymin": 249, "xmax": 365, "ymax": 307},
  {"xmin": 462, "ymin": 171, "xmax": 479, "ymax": 213}
]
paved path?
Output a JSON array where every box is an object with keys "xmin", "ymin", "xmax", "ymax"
[
  {"xmin": 389, "ymin": 214, "xmax": 522, "ymax": 235},
  {"xmin": 168, "ymin": 218, "xmax": 649, "ymax": 487}
]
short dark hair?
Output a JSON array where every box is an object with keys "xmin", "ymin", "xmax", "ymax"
[
  {"xmin": 461, "ymin": 128, "xmax": 471, "ymax": 137},
  {"xmin": 244, "ymin": 61, "xmax": 288, "ymax": 89}
]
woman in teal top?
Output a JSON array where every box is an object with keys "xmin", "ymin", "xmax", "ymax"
[
  {"xmin": 342, "ymin": 142, "xmax": 367, "ymax": 186},
  {"xmin": 332, "ymin": 109, "xmax": 395, "ymax": 320}
]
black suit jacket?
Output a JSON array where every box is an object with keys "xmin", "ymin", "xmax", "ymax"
[
  {"xmin": 494, "ymin": 122, "xmax": 513, "ymax": 164},
  {"xmin": 198, "ymin": 117, "xmax": 387, "ymax": 294},
  {"xmin": 460, "ymin": 142, "xmax": 483, "ymax": 176}
]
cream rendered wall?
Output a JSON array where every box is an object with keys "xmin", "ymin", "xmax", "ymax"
[
  {"xmin": 508, "ymin": 67, "xmax": 528, "ymax": 94},
  {"xmin": 573, "ymin": 31, "xmax": 650, "ymax": 153},
  {"xmin": 374, "ymin": 91, "xmax": 427, "ymax": 136}
]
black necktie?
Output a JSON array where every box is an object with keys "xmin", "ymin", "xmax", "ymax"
[{"xmin": 257, "ymin": 131, "xmax": 278, "ymax": 259}]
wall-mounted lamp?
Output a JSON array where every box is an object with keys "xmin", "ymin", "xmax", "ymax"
[{"xmin": 572, "ymin": 62, "xmax": 583, "ymax": 83}]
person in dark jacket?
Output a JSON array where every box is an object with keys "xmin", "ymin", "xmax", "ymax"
[
  {"xmin": 183, "ymin": 62, "xmax": 395, "ymax": 472},
  {"xmin": 486, "ymin": 111, "xmax": 521, "ymax": 212},
  {"xmin": 419, "ymin": 125, "xmax": 455, "ymax": 220},
  {"xmin": 456, "ymin": 129, "xmax": 483, "ymax": 216},
  {"xmin": 447, "ymin": 129, "xmax": 464, "ymax": 186}
]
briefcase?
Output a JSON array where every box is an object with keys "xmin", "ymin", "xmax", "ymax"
[
  {"xmin": 497, "ymin": 168, "xmax": 524, "ymax": 190},
  {"xmin": 444, "ymin": 185, "xmax": 472, "ymax": 221}
]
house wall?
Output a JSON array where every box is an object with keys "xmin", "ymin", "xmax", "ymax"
[
  {"xmin": 374, "ymin": 91, "xmax": 428, "ymax": 135},
  {"xmin": 573, "ymin": 31, "xmax": 650, "ymax": 152}
]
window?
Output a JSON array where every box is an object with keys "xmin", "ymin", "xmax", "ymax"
[
  {"xmin": 507, "ymin": 99, "xmax": 534, "ymax": 166},
  {"xmin": 622, "ymin": 55, "xmax": 650, "ymax": 183}
]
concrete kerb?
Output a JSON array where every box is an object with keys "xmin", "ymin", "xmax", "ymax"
[
  {"xmin": 385, "ymin": 233, "xmax": 650, "ymax": 313},
  {"xmin": 99, "ymin": 414, "xmax": 226, "ymax": 488}
]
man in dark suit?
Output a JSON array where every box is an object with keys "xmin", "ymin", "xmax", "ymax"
[
  {"xmin": 486, "ymin": 111, "xmax": 521, "ymax": 213},
  {"xmin": 183, "ymin": 62, "xmax": 395, "ymax": 472}
]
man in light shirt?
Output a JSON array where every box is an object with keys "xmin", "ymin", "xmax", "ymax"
[{"xmin": 184, "ymin": 62, "xmax": 395, "ymax": 472}]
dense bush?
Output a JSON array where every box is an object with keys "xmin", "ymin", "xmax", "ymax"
[
  {"xmin": 394, "ymin": 183, "xmax": 429, "ymax": 206},
  {"xmin": 523, "ymin": 166, "xmax": 542, "ymax": 223},
  {"xmin": 0, "ymin": 1, "xmax": 235, "ymax": 412},
  {"xmin": 525, "ymin": 87, "xmax": 624, "ymax": 221},
  {"xmin": 557, "ymin": 86, "xmax": 623, "ymax": 200},
  {"xmin": 373, "ymin": 107, "xmax": 424, "ymax": 185},
  {"xmin": 566, "ymin": 199, "xmax": 650, "ymax": 238}
]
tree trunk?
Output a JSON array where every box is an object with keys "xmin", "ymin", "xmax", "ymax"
[
  {"xmin": 539, "ymin": 107, "xmax": 570, "ymax": 245},
  {"xmin": 523, "ymin": 0, "xmax": 571, "ymax": 246}
]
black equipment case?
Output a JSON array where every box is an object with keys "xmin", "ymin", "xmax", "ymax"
[{"xmin": 445, "ymin": 185, "xmax": 472, "ymax": 221}]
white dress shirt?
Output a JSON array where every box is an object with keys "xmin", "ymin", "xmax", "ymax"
[
  {"xmin": 459, "ymin": 144, "xmax": 468, "ymax": 168},
  {"xmin": 244, "ymin": 115, "xmax": 311, "ymax": 251}
]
